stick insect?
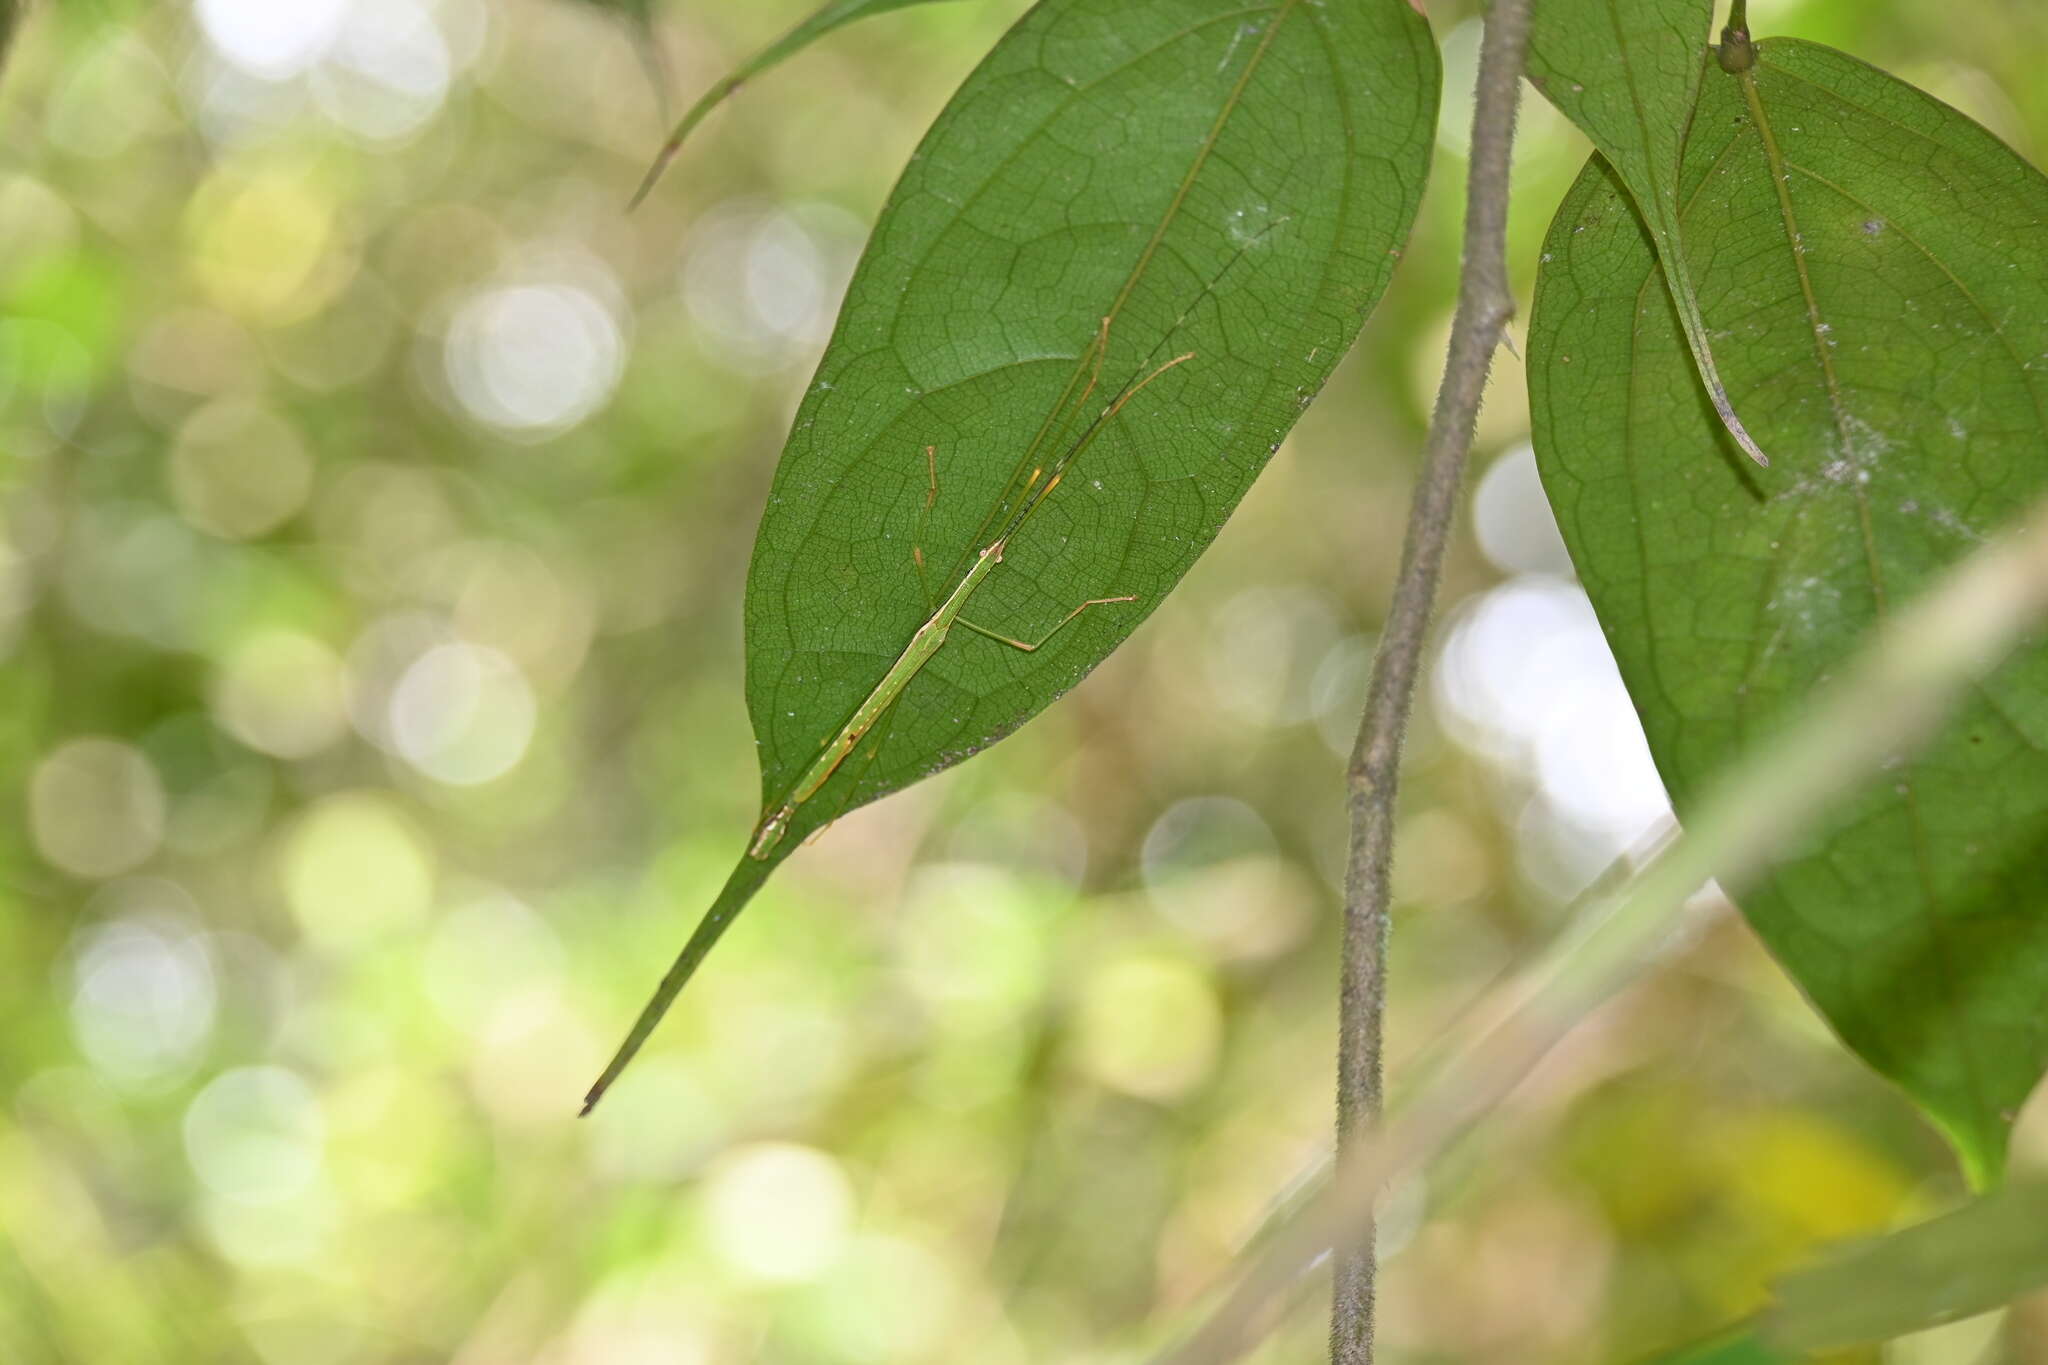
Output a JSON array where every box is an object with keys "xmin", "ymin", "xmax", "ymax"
[
  {"xmin": 582, "ymin": 225, "xmax": 1287, "ymax": 1117},
  {"xmin": 746, "ymin": 327, "xmax": 1192, "ymax": 862}
]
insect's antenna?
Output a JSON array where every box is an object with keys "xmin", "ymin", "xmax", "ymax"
[
  {"xmin": 959, "ymin": 219, "xmax": 1295, "ymax": 563},
  {"xmin": 1102, "ymin": 350, "xmax": 1196, "ymax": 425},
  {"xmin": 1019, "ymin": 350, "xmax": 1195, "ymax": 521},
  {"xmin": 1119, "ymin": 216, "xmax": 1295, "ymax": 384},
  {"xmin": 952, "ymin": 316, "xmax": 1114, "ymax": 568},
  {"xmin": 1075, "ymin": 314, "xmax": 1113, "ymax": 411},
  {"xmin": 1010, "ymin": 317, "xmax": 1114, "ymax": 488},
  {"xmin": 914, "ymin": 444, "xmax": 939, "ymax": 608}
]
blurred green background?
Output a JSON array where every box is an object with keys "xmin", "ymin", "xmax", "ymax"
[{"xmin": 2, "ymin": 1, "xmax": 2046, "ymax": 1362}]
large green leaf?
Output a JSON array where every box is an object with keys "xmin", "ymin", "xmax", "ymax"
[
  {"xmin": 630, "ymin": 0, "xmax": 970, "ymax": 206},
  {"xmin": 1529, "ymin": 40, "xmax": 2048, "ymax": 1181},
  {"xmin": 585, "ymin": 0, "xmax": 1439, "ymax": 1109},
  {"xmin": 1528, "ymin": 0, "xmax": 1768, "ymax": 466}
]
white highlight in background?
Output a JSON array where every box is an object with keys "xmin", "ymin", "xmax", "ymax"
[
  {"xmin": 183, "ymin": 1066, "xmax": 325, "ymax": 1205},
  {"xmin": 444, "ymin": 284, "xmax": 625, "ymax": 437},
  {"xmin": 196, "ymin": 0, "xmax": 347, "ymax": 80},
  {"xmin": 1436, "ymin": 576, "xmax": 1673, "ymax": 875},
  {"xmin": 388, "ymin": 641, "xmax": 538, "ymax": 785},
  {"xmin": 70, "ymin": 901, "xmax": 217, "ymax": 1089}
]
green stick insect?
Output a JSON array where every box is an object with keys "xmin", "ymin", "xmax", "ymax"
[
  {"xmin": 748, "ymin": 335, "xmax": 1191, "ymax": 862},
  {"xmin": 579, "ymin": 321, "xmax": 1195, "ymax": 1116},
  {"xmin": 578, "ymin": 209, "xmax": 1303, "ymax": 1116}
]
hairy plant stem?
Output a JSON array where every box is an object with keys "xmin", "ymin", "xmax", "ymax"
[
  {"xmin": 1720, "ymin": 0, "xmax": 1758, "ymax": 72},
  {"xmin": 1331, "ymin": 1, "xmax": 1532, "ymax": 1361}
]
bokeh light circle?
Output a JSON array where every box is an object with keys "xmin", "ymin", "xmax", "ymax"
[
  {"xmin": 388, "ymin": 641, "xmax": 538, "ymax": 785},
  {"xmin": 195, "ymin": 0, "xmax": 347, "ymax": 80},
  {"xmin": 69, "ymin": 889, "xmax": 217, "ymax": 1089},
  {"xmin": 183, "ymin": 1066, "xmax": 326, "ymax": 1205},
  {"xmin": 30, "ymin": 737, "xmax": 167, "ymax": 878},
  {"xmin": 444, "ymin": 284, "xmax": 625, "ymax": 437},
  {"xmin": 701, "ymin": 1142, "xmax": 856, "ymax": 1283}
]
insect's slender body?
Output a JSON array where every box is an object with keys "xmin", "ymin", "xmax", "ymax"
[
  {"xmin": 747, "ymin": 536, "xmax": 1007, "ymax": 859},
  {"xmin": 746, "ymin": 337, "xmax": 1191, "ymax": 861},
  {"xmin": 584, "ymin": 245, "xmax": 1252, "ymax": 1116},
  {"xmin": 579, "ymin": 351, "xmax": 1163, "ymax": 1117}
]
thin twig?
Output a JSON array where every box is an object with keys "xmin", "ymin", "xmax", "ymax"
[
  {"xmin": 1219, "ymin": 817, "xmax": 1682, "ymax": 1277},
  {"xmin": 1332, "ymin": 1, "xmax": 1533, "ymax": 1361},
  {"xmin": 1156, "ymin": 488, "xmax": 2048, "ymax": 1365}
]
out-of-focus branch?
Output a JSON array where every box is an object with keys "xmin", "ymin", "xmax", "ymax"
[
  {"xmin": 1163, "ymin": 489, "xmax": 2048, "ymax": 1365},
  {"xmin": 1, "ymin": 0, "xmax": 27, "ymax": 76},
  {"xmin": 1332, "ymin": 1, "xmax": 1533, "ymax": 1361}
]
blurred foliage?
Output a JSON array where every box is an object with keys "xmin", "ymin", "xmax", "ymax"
[
  {"xmin": 1765, "ymin": 1182, "xmax": 2048, "ymax": 1352},
  {"xmin": 0, "ymin": 2, "xmax": 2045, "ymax": 1364},
  {"xmin": 1639, "ymin": 1331, "xmax": 1795, "ymax": 1365},
  {"xmin": 1640, "ymin": 1183, "xmax": 2048, "ymax": 1361}
]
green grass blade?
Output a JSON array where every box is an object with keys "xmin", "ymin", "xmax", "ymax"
[
  {"xmin": 630, "ymin": 0, "xmax": 967, "ymax": 208},
  {"xmin": 1763, "ymin": 1182, "xmax": 2048, "ymax": 1351},
  {"xmin": 1637, "ymin": 1186, "xmax": 2048, "ymax": 1359}
]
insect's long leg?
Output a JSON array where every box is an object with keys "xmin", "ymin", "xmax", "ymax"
[
  {"xmin": 1080, "ymin": 314, "xmax": 1112, "ymax": 408},
  {"xmin": 1017, "ymin": 318, "xmax": 1111, "ymax": 472},
  {"xmin": 957, "ymin": 595, "xmax": 1139, "ymax": 653},
  {"xmin": 1115, "ymin": 350, "xmax": 1195, "ymax": 413},
  {"xmin": 913, "ymin": 444, "xmax": 938, "ymax": 610},
  {"xmin": 956, "ymin": 220, "xmax": 1291, "ymax": 574}
]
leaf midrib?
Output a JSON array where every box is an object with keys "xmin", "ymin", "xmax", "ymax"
[
  {"xmin": 933, "ymin": 0, "xmax": 1300, "ymax": 584},
  {"xmin": 1691, "ymin": 82, "xmax": 2048, "ymax": 743},
  {"xmin": 771, "ymin": 0, "xmax": 1313, "ymax": 792},
  {"xmin": 770, "ymin": 5, "xmax": 1286, "ymax": 641},
  {"xmin": 1731, "ymin": 57, "xmax": 1998, "ymax": 1140},
  {"xmin": 1785, "ymin": 163, "xmax": 2046, "ymax": 431}
]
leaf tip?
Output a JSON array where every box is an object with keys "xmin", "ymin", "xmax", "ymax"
[
  {"xmin": 625, "ymin": 81, "xmax": 734, "ymax": 212},
  {"xmin": 1693, "ymin": 351, "xmax": 1771, "ymax": 467},
  {"xmin": 625, "ymin": 142, "xmax": 681, "ymax": 213},
  {"xmin": 1714, "ymin": 392, "xmax": 1771, "ymax": 468}
]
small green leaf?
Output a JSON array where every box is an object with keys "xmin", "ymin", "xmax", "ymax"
[
  {"xmin": 585, "ymin": 0, "xmax": 1440, "ymax": 1109},
  {"xmin": 630, "ymin": 0, "xmax": 969, "ymax": 207},
  {"xmin": 1491, "ymin": 1183, "xmax": 2048, "ymax": 1360},
  {"xmin": 1530, "ymin": 41, "xmax": 2048, "ymax": 1180},
  {"xmin": 1528, "ymin": 0, "xmax": 1769, "ymax": 466},
  {"xmin": 1763, "ymin": 1183, "xmax": 2048, "ymax": 1350}
]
